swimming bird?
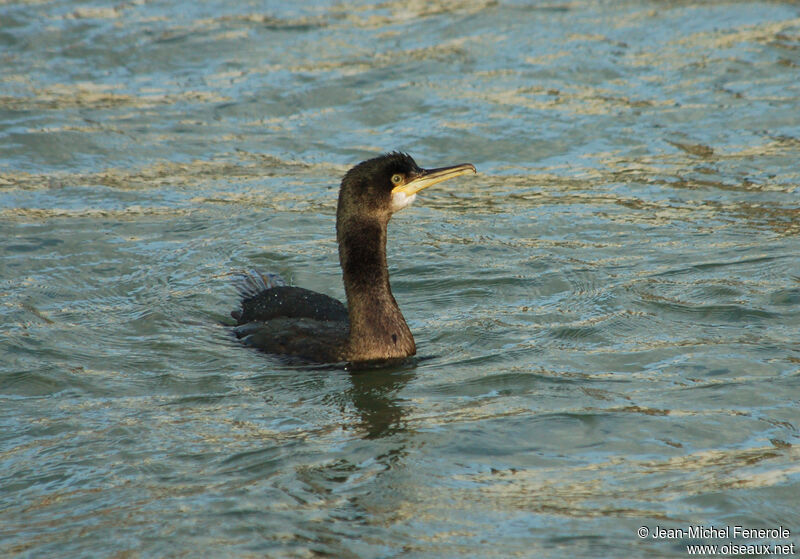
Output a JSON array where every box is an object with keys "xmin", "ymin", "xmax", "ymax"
[{"xmin": 231, "ymin": 152, "xmax": 476, "ymax": 368}]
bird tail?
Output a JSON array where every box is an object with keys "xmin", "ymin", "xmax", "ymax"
[{"xmin": 231, "ymin": 269, "xmax": 286, "ymax": 299}]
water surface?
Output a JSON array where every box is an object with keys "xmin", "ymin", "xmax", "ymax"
[{"xmin": 2, "ymin": 1, "xmax": 799, "ymax": 557}]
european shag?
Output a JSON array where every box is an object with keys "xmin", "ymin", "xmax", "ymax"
[{"xmin": 231, "ymin": 152, "xmax": 476, "ymax": 368}]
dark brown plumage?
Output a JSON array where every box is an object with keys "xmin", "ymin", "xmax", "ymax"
[{"xmin": 231, "ymin": 152, "xmax": 476, "ymax": 367}]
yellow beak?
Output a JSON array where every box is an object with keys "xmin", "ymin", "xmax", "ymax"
[{"xmin": 391, "ymin": 163, "xmax": 477, "ymax": 197}]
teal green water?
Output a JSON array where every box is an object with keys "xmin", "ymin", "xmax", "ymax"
[{"xmin": 2, "ymin": 1, "xmax": 799, "ymax": 557}]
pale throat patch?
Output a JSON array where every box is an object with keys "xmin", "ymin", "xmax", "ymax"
[{"xmin": 390, "ymin": 191, "xmax": 417, "ymax": 213}]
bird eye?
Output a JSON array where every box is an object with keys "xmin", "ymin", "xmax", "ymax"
[{"xmin": 391, "ymin": 174, "xmax": 403, "ymax": 185}]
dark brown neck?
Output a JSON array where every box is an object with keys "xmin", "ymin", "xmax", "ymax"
[{"xmin": 337, "ymin": 217, "xmax": 416, "ymax": 362}]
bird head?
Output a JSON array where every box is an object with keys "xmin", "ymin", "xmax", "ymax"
[{"xmin": 338, "ymin": 152, "xmax": 476, "ymax": 221}]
